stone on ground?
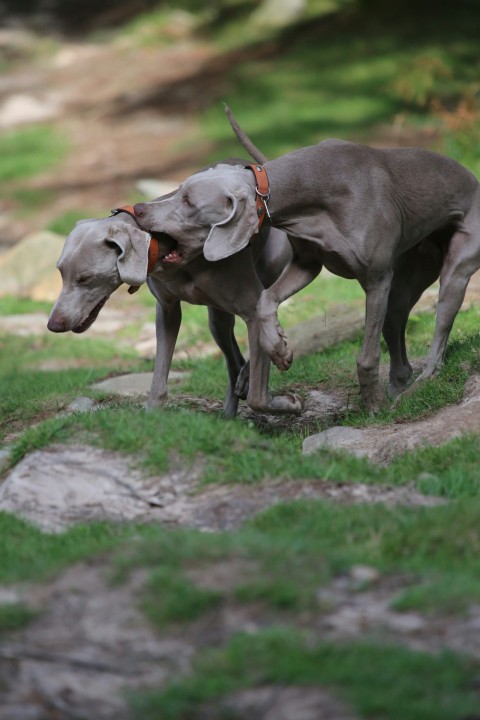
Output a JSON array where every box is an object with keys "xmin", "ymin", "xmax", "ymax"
[
  {"xmin": 91, "ymin": 370, "xmax": 188, "ymax": 397},
  {"xmin": 303, "ymin": 375, "xmax": 480, "ymax": 464},
  {"xmin": 0, "ymin": 230, "xmax": 65, "ymax": 300},
  {"xmin": 0, "ymin": 444, "xmax": 443, "ymax": 534}
]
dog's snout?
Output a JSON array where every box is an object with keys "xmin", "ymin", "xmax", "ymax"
[
  {"xmin": 133, "ymin": 203, "xmax": 146, "ymax": 218},
  {"xmin": 47, "ymin": 313, "xmax": 68, "ymax": 333}
]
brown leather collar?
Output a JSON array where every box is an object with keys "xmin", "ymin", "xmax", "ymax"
[
  {"xmin": 110, "ymin": 206, "xmax": 160, "ymax": 293},
  {"xmin": 245, "ymin": 164, "xmax": 271, "ymax": 229}
]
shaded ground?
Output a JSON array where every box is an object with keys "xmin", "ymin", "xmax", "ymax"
[{"xmin": 2, "ymin": 533, "xmax": 480, "ymax": 719}]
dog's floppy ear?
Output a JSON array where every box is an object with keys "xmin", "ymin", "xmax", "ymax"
[
  {"xmin": 203, "ymin": 191, "xmax": 259, "ymax": 262},
  {"xmin": 105, "ymin": 224, "xmax": 150, "ymax": 286}
]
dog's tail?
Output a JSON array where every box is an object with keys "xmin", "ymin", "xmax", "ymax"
[{"xmin": 224, "ymin": 104, "xmax": 268, "ymax": 165}]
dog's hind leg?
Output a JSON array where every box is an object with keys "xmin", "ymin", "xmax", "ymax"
[
  {"xmin": 384, "ymin": 239, "xmax": 445, "ymax": 398},
  {"xmin": 416, "ymin": 215, "xmax": 480, "ymax": 385},
  {"xmin": 208, "ymin": 307, "xmax": 246, "ymax": 418}
]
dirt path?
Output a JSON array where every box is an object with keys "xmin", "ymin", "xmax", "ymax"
[{"xmin": 1, "ymin": 32, "xmax": 221, "ymax": 245}]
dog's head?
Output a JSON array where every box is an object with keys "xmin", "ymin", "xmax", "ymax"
[
  {"xmin": 134, "ymin": 165, "xmax": 259, "ymax": 264},
  {"xmin": 47, "ymin": 216, "xmax": 151, "ymax": 333}
]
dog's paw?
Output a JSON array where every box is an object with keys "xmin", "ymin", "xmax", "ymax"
[
  {"xmin": 272, "ymin": 344, "xmax": 293, "ymax": 372},
  {"xmin": 249, "ymin": 392, "xmax": 304, "ymax": 415},
  {"xmin": 362, "ymin": 386, "xmax": 388, "ymax": 414},
  {"xmin": 269, "ymin": 393, "xmax": 303, "ymax": 414},
  {"xmin": 259, "ymin": 319, "xmax": 293, "ymax": 372}
]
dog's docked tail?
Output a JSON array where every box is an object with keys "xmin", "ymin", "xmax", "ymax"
[{"xmin": 224, "ymin": 104, "xmax": 268, "ymax": 165}]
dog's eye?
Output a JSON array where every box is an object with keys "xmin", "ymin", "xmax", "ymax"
[
  {"xmin": 183, "ymin": 196, "xmax": 193, "ymax": 208},
  {"xmin": 78, "ymin": 275, "xmax": 91, "ymax": 285}
]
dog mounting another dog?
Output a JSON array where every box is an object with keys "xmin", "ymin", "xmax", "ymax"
[{"xmin": 134, "ymin": 116, "xmax": 480, "ymax": 413}]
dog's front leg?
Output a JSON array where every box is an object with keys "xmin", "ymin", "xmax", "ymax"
[
  {"xmin": 256, "ymin": 254, "xmax": 322, "ymax": 371},
  {"xmin": 147, "ymin": 298, "xmax": 182, "ymax": 410},
  {"xmin": 245, "ymin": 318, "xmax": 303, "ymax": 415},
  {"xmin": 357, "ymin": 272, "xmax": 393, "ymax": 412}
]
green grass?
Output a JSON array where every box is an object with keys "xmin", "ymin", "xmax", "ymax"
[
  {"xmin": 0, "ymin": 603, "xmax": 37, "ymax": 634},
  {"xmin": 129, "ymin": 630, "xmax": 480, "ymax": 720},
  {"xmin": 0, "ymin": 125, "xmax": 67, "ymax": 185},
  {"xmin": 0, "ymin": 296, "xmax": 53, "ymax": 316},
  {"xmin": 7, "ymin": 305, "xmax": 480, "ymax": 494},
  {"xmin": 4, "ymin": 500, "xmax": 480, "ymax": 709},
  {"xmin": 5, "ymin": 491, "xmax": 480, "ymax": 618},
  {"xmin": 0, "ymin": 332, "xmax": 145, "ymax": 443},
  {"xmin": 109, "ymin": 496, "xmax": 480, "ymax": 620},
  {"xmin": 141, "ymin": 568, "xmax": 223, "ymax": 626},
  {"xmin": 0, "ymin": 512, "xmax": 136, "ymax": 583}
]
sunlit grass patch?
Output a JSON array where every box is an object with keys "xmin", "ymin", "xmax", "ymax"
[
  {"xmin": 0, "ymin": 125, "xmax": 67, "ymax": 185},
  {"xmin": 0, "ymin": 296, "xmax": 53, "ymax": 316},
  {"xmin": 202, "ymin": 10, "xmax": 479, "ymax": 160}
]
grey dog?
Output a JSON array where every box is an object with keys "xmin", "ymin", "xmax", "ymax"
[
  {"xmin": 47, "ymin": 178, "xmax": 298, "ymax": 417},
  {"xmin": 134, "ymin": 134, "xmax": 480, "ymax": 412}
]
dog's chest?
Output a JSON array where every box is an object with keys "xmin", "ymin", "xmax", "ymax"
[{"xmin": 162, "ymin": 274, "xmax": 214, "ymax": 306}]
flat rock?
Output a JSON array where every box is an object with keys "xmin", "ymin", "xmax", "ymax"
[
  {"xmin": 0, "ymin": 93, "xmax": 60, "ymax": 127},
  {"xmin": 91, "ymin": 371, "xmax": 188, "ymax": 397},
  {"xmin": 0, "ymin": 445, "xmax": 170, "ymax": 532},
  {"xmin": 303, "ymin": 374, "xmax": 480, "ymax": 464},
  {"xmin": 66, "ymin": 396, "xmax": 96, "ymax": 413},
  {"xmin": 303, "ymin": 426, "xmax": 366, "ymax": 456},
  {"xmin": 0, "ymin": 444, "xmax": 443, "ymax": 534}
]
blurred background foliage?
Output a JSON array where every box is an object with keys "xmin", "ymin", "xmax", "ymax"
[
  {"xmin": 1, "ymin": 0, "xmax": 478, "ymax": 163},
  {"xmin": 0, "ymin": 0, "xmax": 479, "ymax": 237}
]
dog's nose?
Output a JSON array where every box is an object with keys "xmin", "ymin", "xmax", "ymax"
[
  {"xmin": 133, "ymin": 203, "xmax": 146, "ymax": 218},
  {"xmin": 47, "ymin": 313, "xmax": 68, "ymax": 333}
]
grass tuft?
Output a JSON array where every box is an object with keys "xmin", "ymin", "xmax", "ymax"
[{"xmin": 130, "ymin": 629, "xmax": 480, "ymax": 720}]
